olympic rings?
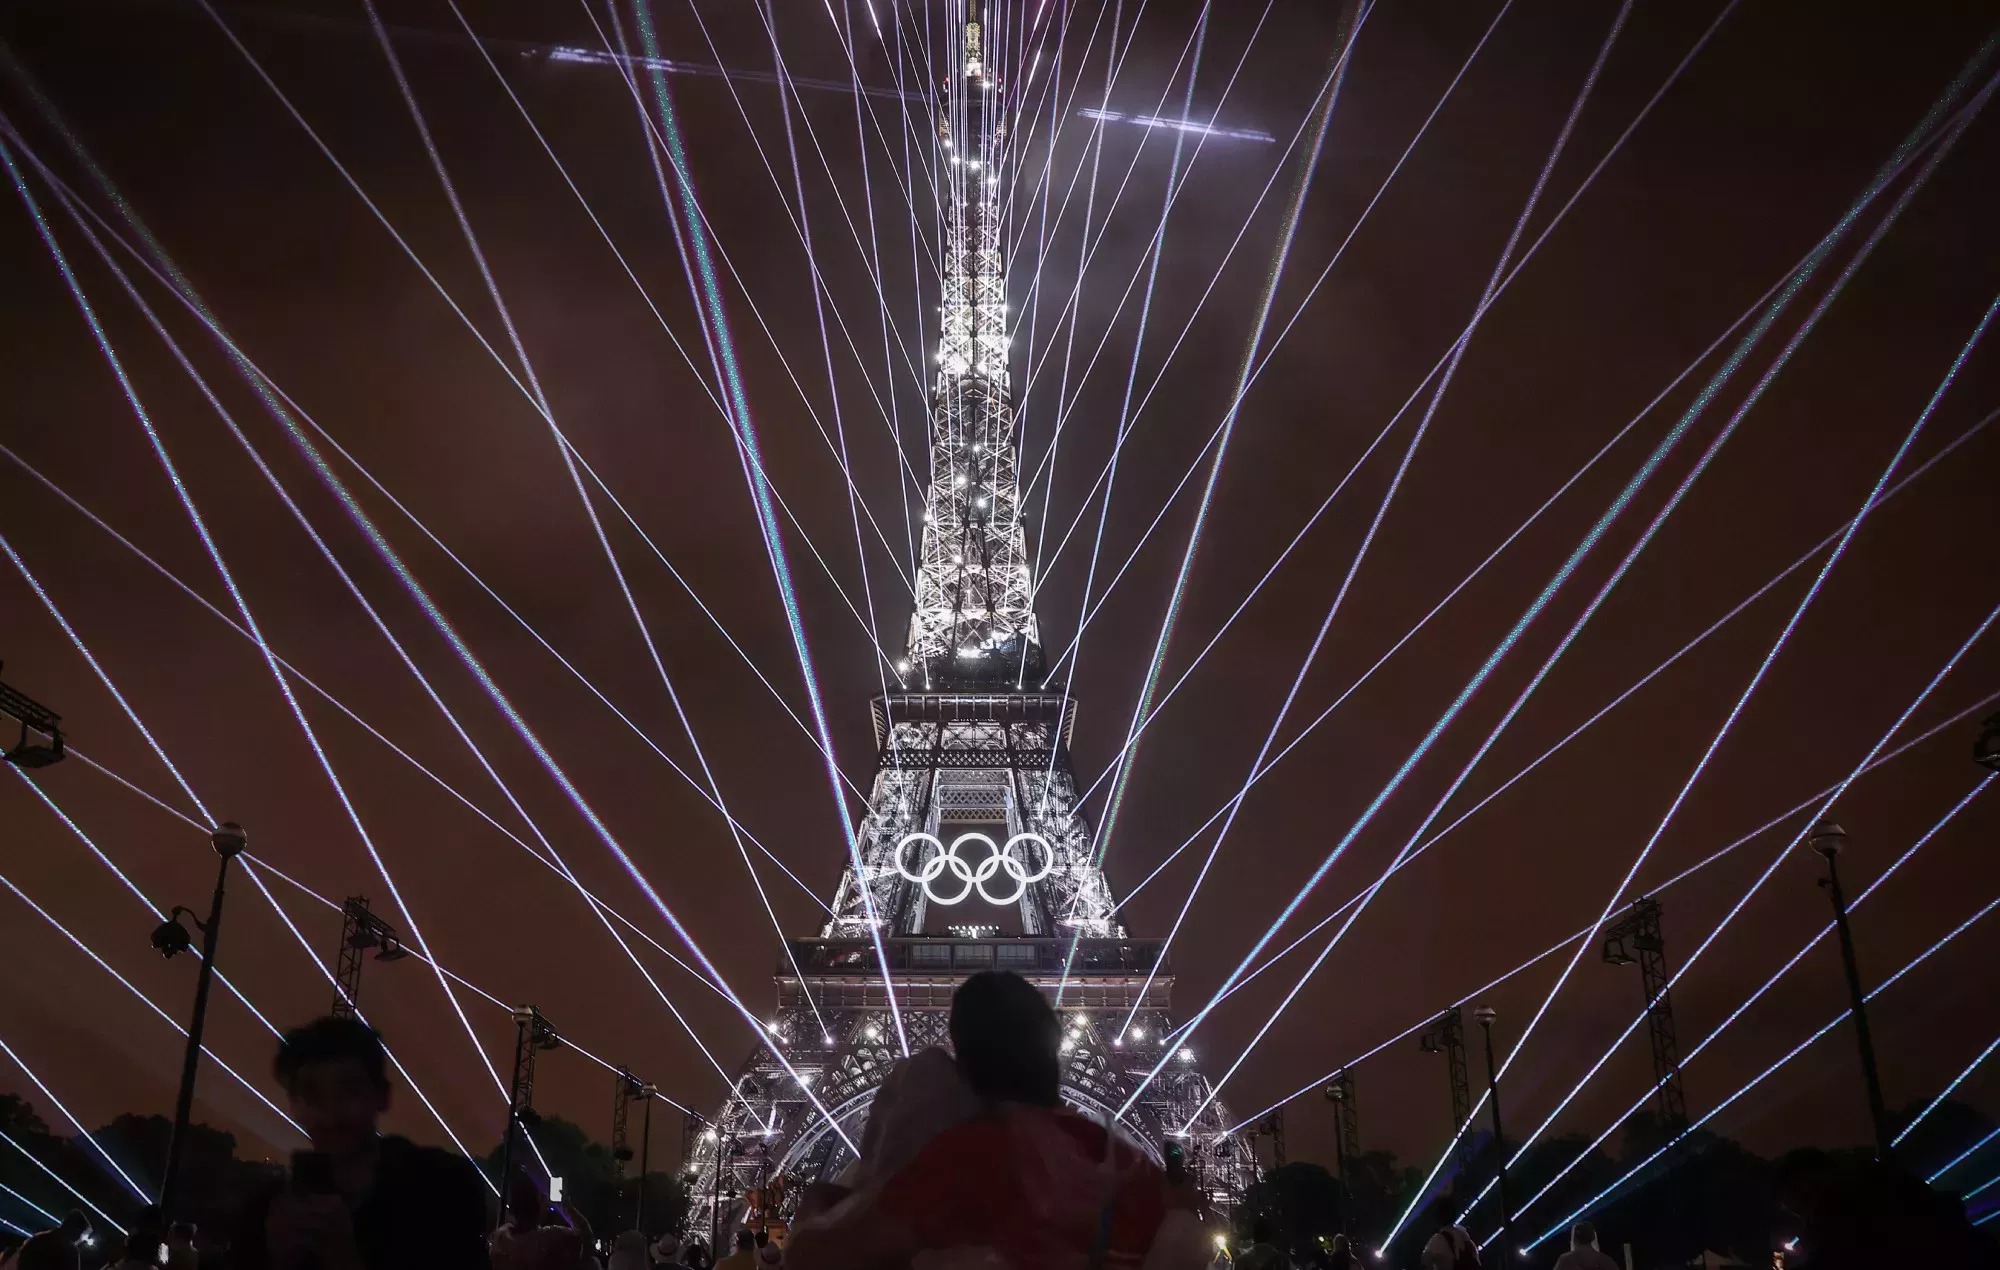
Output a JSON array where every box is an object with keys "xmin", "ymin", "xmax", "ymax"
[{"xmin": 893, "ymin": 831, "xmax": 1055, "ymax": 906}]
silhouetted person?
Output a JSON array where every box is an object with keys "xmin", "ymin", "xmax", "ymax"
[
  {"xmin": 1550, "ymin": 1222, "xmax": 1615, "ymax": 1270},
  {"xmin": 786, "ymin": 970, "xmax": 1206, "ymax": 1270},
  {"xmin": 1234, "ymin": 1220, "xmax": 1288, "ymax": 1270},
  {"xmin": 164, "ymin": 1224, "xmax": 197, "ymax": 1270},
  {"xmin": 230, "ymin": 1016, "xmax": 490, "ymax": 1270},
  {"xmin": 712, "ymin": 1231, "xmax": 756, "ymax": 1270},
  {"xmin": 15, "ymin": 1214, "xmax": 91, "ymax": 1270},
  {"xmin": 1775, "ymin": 1148, "xmax": 1993, "ymax": 1270},
  {"xmin": 1325, "ymin": 1234, "xmax": 1359, "ymax": 1270},
  {"xmin": 110, "ymin": 1208, "xmax": 166, "ymax": 1270},
  {"xmin": 1419, "ymin": 1204, "xmax": 1478, "ymax": 1270},
  {"xmin": 492, "ymin": 1177, "xmax": 596, "ymax": 1270}
]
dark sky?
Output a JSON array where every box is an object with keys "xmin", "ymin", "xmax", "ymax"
[{"xmin": 2, "ymin": 0, "xmax": 1997, "ymax": 1205}]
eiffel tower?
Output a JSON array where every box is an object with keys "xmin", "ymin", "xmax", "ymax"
[{"xmin": 686, "ymin": 6, "xmax": 1255, "ymax": 1232}]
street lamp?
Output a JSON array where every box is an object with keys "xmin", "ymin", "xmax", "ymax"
[
  {"xmin": 1809, "ymin": 820, "xmax": 1892, "ymax": 1159},
  {"xmin": 158, "ymin": 820, "xmax": 247, "ymax": 1216},
  {"xmin": 1472, "ymin": 1005, "xmax": 1511, "ymax": 1254}
]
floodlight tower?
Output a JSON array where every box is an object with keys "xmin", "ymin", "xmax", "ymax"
[
  {"xmin": 0, "ymin": 660, "xmax": 65, "ymax": 768},
  {"xmin": 1600, "ymin": 896, "xmax": 1686, "ymax": 1131},
  {"xmin": 1809, "ymin": 821, "xmax": 1892, "ymax": 1159},
  {"xmin": 613, "ymin": 1067, "xmax": 651, "ymax": 1228},
  {"xmin": 498, "ymin": 1006, "xmax": 560, "ymax": 1219},
  {"xmin": 1324, "ymin": 1070, "xmax": 1358, "ymax": 1244},
  {"xmin": 1420, "ymin": 1006, "xmax": 1475, "ymax": 1179},
  {"xmin": 330, "ymin": 895, "xmax": 407, "ymax": 1017}
]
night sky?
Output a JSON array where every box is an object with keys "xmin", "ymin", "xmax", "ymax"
[{"xmin": 2, "ymin": 0, "xmax": 1998, "ymax": 1200}]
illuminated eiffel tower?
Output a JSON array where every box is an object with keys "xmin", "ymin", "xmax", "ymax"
[{"xmin": 686, "ymin": 5, "xmax": 1255, "ymax": 1232}]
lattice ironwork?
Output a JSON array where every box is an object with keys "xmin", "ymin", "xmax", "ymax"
[{"xmin": 695, "ymin": 4, "xmax": 1254, "ymax": 1237}]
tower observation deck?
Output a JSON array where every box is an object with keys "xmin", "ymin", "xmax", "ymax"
[{"xmin": 685, "ymin": 5, "xmax": 1255, "ymax": 1232}]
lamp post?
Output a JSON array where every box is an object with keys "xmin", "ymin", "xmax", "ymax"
[
  {"xmin": 1472, "ymin": 1005, "xmax": 1511, "ymax": 1254},
  {"xmin": 1810, "ymin": 821, "xmax": 1893, "ymax": 1159},
  {"xmin": 158, "ymin": 821, "xmax": 247, "ymax": 1215}
]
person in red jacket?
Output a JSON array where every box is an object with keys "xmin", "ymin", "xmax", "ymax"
[{"xmin": 787, "ymin": 971, "xmax": 1204, "ymax": 1270}]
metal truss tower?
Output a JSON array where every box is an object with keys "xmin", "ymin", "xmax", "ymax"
[
  {"xmin": 329, "ymin": 895, "xmax": 406, "ymax": 1018},
  {"xmin": 689, "ymin": 3, "xmax": 1254, "ymax": 1232},
  {"xmin": 1600, "ymin": 896, "xmax": 1687, "ymax": 1131},
  {"xmin": 0, "ymin": 661, "xmax": 65, "ymax": 769},
  {"xmin": 1421, "ymin": 1006, "xmax": 1476, "ymax": 1179},
  {"xmin": 498, "ymin": 1006, "xmax": 559, "ymax": 1211},
  {"xmin": 1325, "ymin": 1070, "xmax": 1358, "ymax": 1242}
]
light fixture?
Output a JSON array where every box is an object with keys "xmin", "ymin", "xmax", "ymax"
[
  {"xmin": 1178, "ymin": 1048, "xmax": 1195, "ymax": 1062},
  {"xmin": 897, "ymin": 659, "xmax": 912, "ymax": 674},
  {"xmin": 865, "ymin": 1024, "xmax": 881, "ymax": 1041},
  {"xmin": 1131, "ymin": 1027, "xmax": 1145, "ymax": 1040},
  {"xmin": 702, "ymin": 1128, "xmax": 718, "ymax": 1141}
]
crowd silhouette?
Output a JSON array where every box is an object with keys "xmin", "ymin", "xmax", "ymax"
[{"xmin": 1, "ymin": 972, "xmax": 1995, "ymax": 1270}]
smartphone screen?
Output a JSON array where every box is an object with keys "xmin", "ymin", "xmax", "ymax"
[{"xmin": 292, "ymin": 1149, "xmax": 337, "ymax": 1193}]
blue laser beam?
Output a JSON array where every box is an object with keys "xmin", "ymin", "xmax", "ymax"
[
  {"xmin": 1530, "ymin": 889, "xmax": 2000, "ymax": 1249},
  {"xmin": 0, "ymin": 1033, "xmax": 150, "ymax": 1204},
  {"xmin": 1220, "ymin": 694, "xmax": 2000, "ymax": 1131},
  {"xmin": 0, "ymin": 1129, "xmax": 123, "ymax": 1234},
  {"xmin": 1493, "ymin": 774, "xmax": 1993, "ymax": 1234},
  {"xmin": 1898, "ymin": 1026, "xmax": 2000, "ymax": 1149},
  {"xmin": 1446, "ymin": 278, "xmax": 2000, "ymax": 1229},
  {"xmin": 634, "ymin": 0, "xmax": 898, "ymax": 1069},
  {"xmin": 1117, "ymin": 41, "xmax": 1987, "ymax": 1127}
]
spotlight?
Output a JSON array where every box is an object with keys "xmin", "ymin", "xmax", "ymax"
[
  {"xmin": 1975, "ymin": 711, "xmax": 2000, "ymax": 772},
  {"xmin": 151, "ymin": 912, "xmax": 195, "ymax": 959},
  {"xmin": 1178, "ymin": 1047, "xmax": 1195, "ymax": 1062}
]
